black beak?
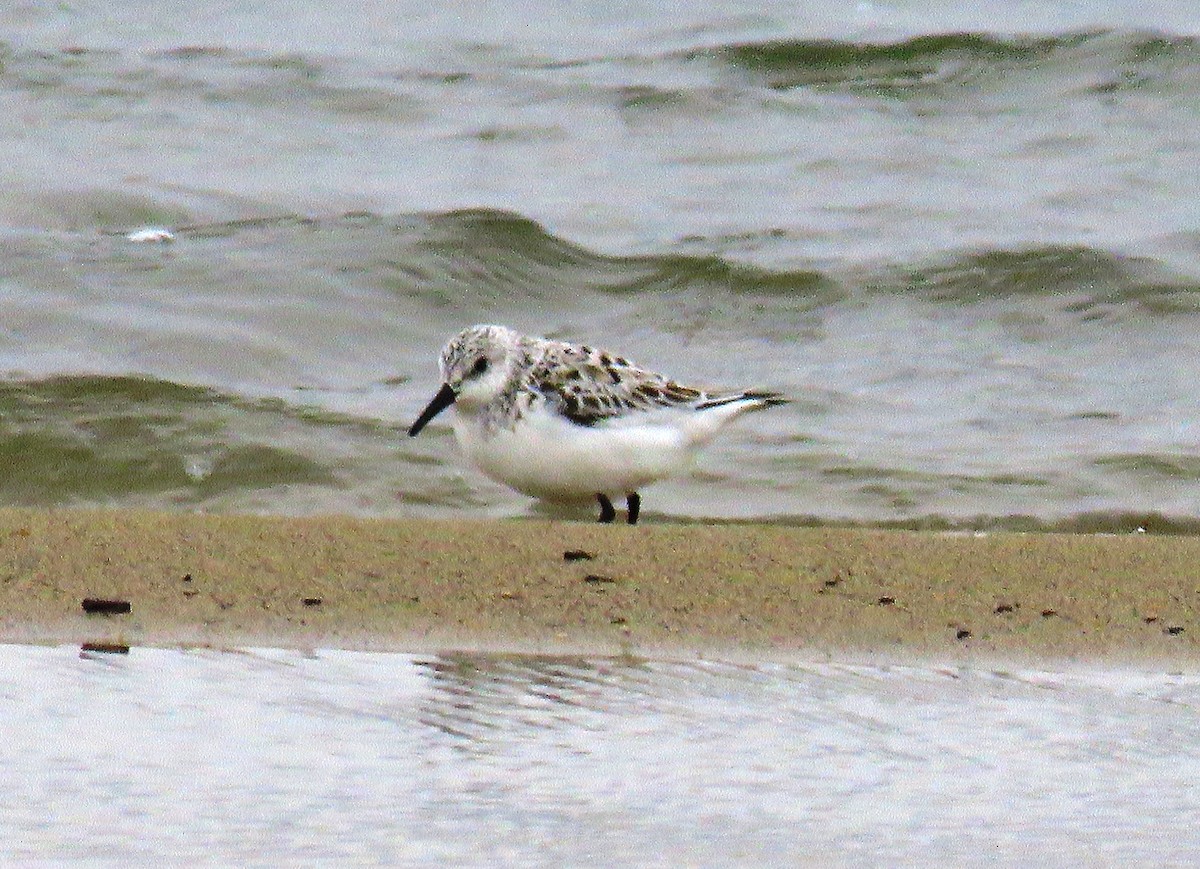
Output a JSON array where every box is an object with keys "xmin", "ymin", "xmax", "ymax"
[{"xmin": 408, "ymin": 382, "xmax": 457, "ymax": 436}]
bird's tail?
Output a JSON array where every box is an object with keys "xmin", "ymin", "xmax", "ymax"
[
  {"xmin": 696, "ymin": 390, "xmax": 788, "ymax": 411},
  {"xmin": 686, "ymin": 390, "xmax": 787, "ymax": 445}
]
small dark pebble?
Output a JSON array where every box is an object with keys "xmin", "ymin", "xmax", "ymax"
[
  {"xmin": 824, "ymin": 578, "xmax": 840, "ymax": 588},
  {"xmin": 81, "ymin": 642, "xmax": 130, "ymax": 655},
  {"xmin": 1144, "ymin": 615, "xmax": 1159, "ymax": 624},
  {"xmin": 563, "ymin": 550, "xmax": 595, "ymax": 562},
  {"xmin": 1166, "ymin": 626, "xmax": 1185, "ymax": 636},
  {"xmin": 584, "ymin": 574, "xmax": 617, "ymax": 584},
  {"xmin": 302, "ymin": 597, "xmax": 323, "ymax": 607},
  {"xmin": 1040, "ymin": 609, "xmax": 1058, "ymax": 618},
  {"xmin": 994, "ymin": 603, "xmax": 1015, "ymax": 614},
  {"xmin": 877, "ymin": 596, "xmax": 895, "ymax": 606},
  {"xmin": 956, "ymin": 628, "xmax": 972, "ymax": 640},
  {"xmin": 182, "ymin": 590, "xmax": 198, "ymax": 598},
  {"xmin": 81, "ymin": 598, "xmax": 131, "ymax": 615},
  {"xmin": 182, "ymin": 573, "xmax": 193, "ymax": 583}
]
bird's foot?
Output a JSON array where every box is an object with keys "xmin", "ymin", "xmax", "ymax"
[{"xmin": 596, "ymin": 493, "xmax": 616, "ymax": 523}]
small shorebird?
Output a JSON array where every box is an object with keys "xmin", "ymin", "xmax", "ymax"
[{"xmin": 409, "ymin": 324, "xmax": 786, "ymax": 524}]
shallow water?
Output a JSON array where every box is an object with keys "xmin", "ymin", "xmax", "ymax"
[
  {"xmin": 5, "ymin": 643, "xmax": 1200, "ymax": 865},
  {"xmin": 6, "ymin": 2, "xmax": 1200, "ymax": 527}
]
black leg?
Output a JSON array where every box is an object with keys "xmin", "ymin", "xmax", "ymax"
[
  {"xmin": 596, "ymin": 493, "xmax": 616, "ymax": 523},
  {"xmin": 626, "ymin": 492, "xmax": 640, "ymax": 526}
]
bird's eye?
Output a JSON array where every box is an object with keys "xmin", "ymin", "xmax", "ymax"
[{"xmin": 472, "ymin": 357, "xmax": 489, "ymax": 375}]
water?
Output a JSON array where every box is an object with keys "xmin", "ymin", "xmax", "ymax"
[
  {"xmin": 5, "ymin": 3, "xmax": 1200, "ymax": 527},
  {"xmin": 11, "ymin": 9, "xmax": 1200, "ymax": 861},
  {"xmin": 3, "ymin": 643, "xmax": 1197, "ymax": 865}
]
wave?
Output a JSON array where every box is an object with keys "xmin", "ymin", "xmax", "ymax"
[
  {"xmin": 394, "ymin": 213, "xmax": 1200, "ymax": 314},
  {"xmin": 0, "ymin": 43, "xmax": 418, "ymax": 121},
  {"xmin": 703, "ymin": 29, "xmax": 1200, "ymax": 97},
  {"xmin": 12, "ymin": 203, "xmax": 1199, "ymax": 319},
  {"xmin": 423, "ymin": 210, "xmax": 835, "ymax": 299},
  {"xmin": 801, "ymin": 511, "xmax": 1200, "ymax": 535},
  {"xmin": 1094, "ymin": 453, "xmax": 1200, "ymax": 481},
  {"xmin": 10, "ymin": 27, "xmax": 1200, "ymax": 122},
  {"xmin": 154, "ymin": 209, "xmax": 839, "ymax": 305},
  {"xmin": 83, "ymin": 210, "xmax": 1190, "ymax": 316},
  {"xmin": 6, "ymin": 374, "xmax": 1200, "ymax": 530},
  {"xmin": 893, "ymin": 245, "xmax": 1200, "ymax": 313},
  {"xmin": 0, "ymin": 376, "xmax": 339, "ymax": 506}
]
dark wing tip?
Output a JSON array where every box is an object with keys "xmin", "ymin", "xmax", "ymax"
[
  {"xmin": 695, "ymin": 390, "xmax": 788, "ymax": 411},
  {"xmin": 743, "ymin": 390, "xmax": 788, "ymax": 407}
]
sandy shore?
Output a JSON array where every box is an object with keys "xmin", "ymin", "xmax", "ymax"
[{"xmin": 2, "ymin": 508, "xmax": 1198, "ymax": 662}]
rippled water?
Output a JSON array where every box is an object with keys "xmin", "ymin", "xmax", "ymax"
[
  {"xmin": 5, "ymin": 2, "xmax": 1200, "ymax": 526},
  {"xmin": 5, "ymin": 644, "xmax": 1200, "ymax": 865}
]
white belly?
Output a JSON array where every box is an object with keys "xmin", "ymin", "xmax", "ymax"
[{"xmin": 452, "ymin": 408, "xmax": 693, "ymax": 501}]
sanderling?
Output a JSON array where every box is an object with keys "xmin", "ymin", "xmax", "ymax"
[{"xmin": 409, "ymin": 324, "xmax": 786, "ymax": 524}]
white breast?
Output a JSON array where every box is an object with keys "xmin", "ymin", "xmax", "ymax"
[{"xmin": 452, "ymin": 405, "xmax": 693, "ymax": 501}]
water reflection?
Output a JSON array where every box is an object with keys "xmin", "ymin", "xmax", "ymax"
[
  {"xmin": 415, "ymin": 654, "xmax": 648, "ymax": 746},
  {"xmin": 3, "ymin": 645, "xmax": 1200, "ymax": 865}
]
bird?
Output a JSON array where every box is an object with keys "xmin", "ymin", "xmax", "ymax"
[{"xmin": 408, "ymin": 324, "xmax": 786, "ymax": 524}]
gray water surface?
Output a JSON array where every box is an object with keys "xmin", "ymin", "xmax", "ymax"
[
  {"xmin": 6, "ymin": 644, "xmax": 1200, "ymax": 865},
  {"xmin": 7, "ymin": 1, "xmax": 1200, "ymax": 527}
]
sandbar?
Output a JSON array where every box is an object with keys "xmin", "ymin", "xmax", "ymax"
[{"xmin": 1, "ymin": 508, "xmax": 1196, "ymax": 663}]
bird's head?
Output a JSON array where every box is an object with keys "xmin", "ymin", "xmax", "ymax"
[{"xmin": 408, "ymin": 324, "xmax": 522, "ymax": 436}]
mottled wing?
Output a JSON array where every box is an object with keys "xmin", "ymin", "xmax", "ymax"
[{"xmin": 529, "ymin": 342, "xmax": 702, "ymax": 426}]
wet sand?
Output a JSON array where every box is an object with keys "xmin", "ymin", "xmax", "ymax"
[{"xmin": 2, "ymin": 508, "xmax": 1198, "ymax": 662}]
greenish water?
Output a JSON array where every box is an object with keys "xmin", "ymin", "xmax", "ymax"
[{"xmin": 4, "ymin": 3, "xmax": 1200, "ymax": 527}]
